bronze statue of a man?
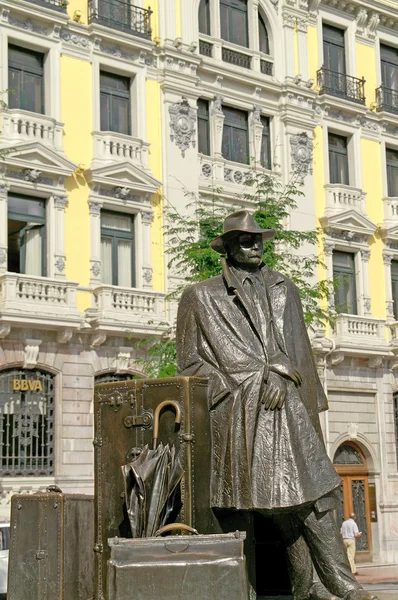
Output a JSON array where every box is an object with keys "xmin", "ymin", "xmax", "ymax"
[{"xmin": 176, "ymin": 210, "xmax": 378, "ymax": 600}]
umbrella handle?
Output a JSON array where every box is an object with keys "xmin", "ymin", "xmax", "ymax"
[
  {"xmin": 155, "ymin": 523, "xmax": 199, "ymax": 537},
  {"xmin": 152, "ymin": 400, "xmax": 181, "ymax": 449}
]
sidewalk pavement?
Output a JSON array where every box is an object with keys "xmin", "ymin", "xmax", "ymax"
[{"xmin": 356, "ymin": 564, "xmax": 398, "ymax": 584}]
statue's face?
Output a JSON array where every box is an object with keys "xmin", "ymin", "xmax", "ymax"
[{"xmin": 226, "ymin": 233, "xmax": 263, "ymax": 271}]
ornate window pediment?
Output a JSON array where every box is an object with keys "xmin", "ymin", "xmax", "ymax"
[
  {"xmin": 4, "ymin": 141, "xmax": 77, "ymax": 180},
  {"xmin": 321, "ymin": 208, "xmax": 377, "ymax": 239},
  {"xmin": 87, "ymin": 161, "xmax": 161, "ymax": 198}
]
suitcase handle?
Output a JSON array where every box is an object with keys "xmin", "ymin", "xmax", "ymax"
[{"xmin": 155, "ymin": 523, "xmax": 199, "ymax": 537}]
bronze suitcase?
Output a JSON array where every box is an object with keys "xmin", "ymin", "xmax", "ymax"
[
  {"xmin": 107, "ymin": 531, "xmax": 249, "ymax": 600},
  {"xmin": 8, "ymin": 489, "xmax": 94, "ymax": 600},
  {"xmin": 94, "ymin": 376, "xmax": 221, "ymax": 600}
]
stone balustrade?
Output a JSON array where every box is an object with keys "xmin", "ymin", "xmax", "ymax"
[
  {"xmin": 332, "ymin": 314, "xmax": 388, "ymax": 353},
  {"xmin": 1, "ymin": 110, "xmax": 64, "ymax": 151},
  {"xmin": 92, "ymin": 131, "xmax": 150, "ymax": 168},
  {"xmin": 0, "ymin": 273, "xmax": 80, "ymax": 328},
  {"xmin": 88, "ymin": 285, "xmax": 167, "ymax": 335},
  {"xmin": 382, "ymin": 196, "xmax": 398, "ymax": 229},
  {"xmin": 324, "ymin": 184, "xmax": 366, "ymax": 216}
]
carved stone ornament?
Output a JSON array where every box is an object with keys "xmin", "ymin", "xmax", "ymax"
[
  {"xmin": 23, "ymin": 168, "xmax": 41, "ymax": 182},
  {"xmin": 169, "ymin": 97, "xmax": 196, "ymax": 157},
  {"xmin": 143, "ymin": 268, "xmax": 153, "ymax": 284},
  {"xmin": 0, "ymin": 248, "xmax": 6, "ymax": 265},
  {"xmin": 91, "ymin": 262, "xmax": 101, "ymax": 278},
  {"xmin": 347, "ymin": 422, "xmax": 359, "ymax": 440},
  {"xmin": 55, "ymin": 256, "xmax": 65, "ymax": 273},
  {"xmin": 24, "ymin": 339, "xmax": 42, "ymax": 369},
  {"xmin": 290, "ymin": 132, "xmax": 313, "ymax": 178}
]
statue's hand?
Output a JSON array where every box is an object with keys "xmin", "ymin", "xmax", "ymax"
[
  {"xmin": 262, "ymin": 372, "xmax": 287, "ymax": 410},
  {"xmin": 269, "ymin": 353, "xmax": 302, "ymax": 386}
]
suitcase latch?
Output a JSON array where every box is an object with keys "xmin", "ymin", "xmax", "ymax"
[
  {"xmin": 35, "ymin": 550, "xmax": 47, "ymax": 561},
  {"xmin": 124, "ymin": 410, "xmax": 153, "ymax": 429}
]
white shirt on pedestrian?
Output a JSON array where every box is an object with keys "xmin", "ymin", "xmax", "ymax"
[{"xmin": 341, "ymin": 518, "xmax": 359, "ymax": 539}]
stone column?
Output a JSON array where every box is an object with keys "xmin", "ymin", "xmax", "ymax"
[
  {"xmin": 282, "ymin": 12, "xmax": 296, "ymax": 78},
  {"xmin": 251, "ymin": 106, "xmax": 264, "ymax": 165},
  {"xmin": 89, "ymin": 200, "xmax": 102, "ymax": 285},
  {"xmin": 360, "ymin": 249, "xmax": 372, "ymax": 315},
  {"xmin": 53, "ymin": 194, "xmax": 68, "ymax": 279},
  {"xmin": 211, "ymin": 95, "xmax": 225, "ymax": 180},
  {"xmin": 250, "ymin": 0, "xmax": 260, "ymax": 72},
  {"xmin": 0, "ymin": 183, "xmax": 9, "ymax": 274},
  {"xmin": 296, "ymin": 17, "xmax": 309, "ymax": 80},
  {"xmin": 211, "ymin": 0, "xmax": 222, "ymax": 61},
  {"xmin": 141, "ymin": 210, "xmax": 154, "ymax": 289},
  {"xmin": 383, "ymin": 252, "xmax": 394, "ymax": 320}
]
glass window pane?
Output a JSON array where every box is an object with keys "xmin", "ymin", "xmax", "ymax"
[
  {"xmin": 223, "ymin": 106, "xmax": 247, "ymax": 127},
  {"xmin": 333, "ymin": 251, "xmax": 357, "ymax": 314},
  {"xmin": 102, "ymin": 212, "xmax": 132, "ymax": 231},
  {"xmin": 323, "ymin": 24, "xmax": 345, "ymax": 46},
  {"xmin": 230, "ymin": 8, "xmax": 248, "ymax": 47},
  {"xmin": 198, "ymin": 119, "xmax": 210, "ymax": 155},
  {"xmin": 100, "ymin": 92, "xmax": 111, "ymax": 131},
  {"xmin": 231, "ymin": 127, "xmax": 248, "ymax": 163},
  {"xmin": 24, "ymin": 226, "xmax": 43, "ymax": 276},
  {"xmin": 222, "ymin": 125, "xmax": 232, "ymax": 161},
  {"xmin": 380, "ymin": 44, "xmax": 398, "ymax": 66},
  {"xmin": 8, "ymin": 195, "xmax": 45, "ymax": 220},
  {"xmin": 391, "ymin": 260, "xmax": 398, "ymax": 320},
  {"xmin": 387, "ymin": 148, "xmax": 398, "ymax": 164},
  {"xmin": 259, "ymin": 15, "xmax": 269, "ymax": 55},
  {"xmin": 7, "ymin": 219, "xmax": 24, "ymax": 273},
  {"xmin": 117, "ymin": 240, "xmax": 132, "ymax": 287},
  {"xmin": 112, "ymin": 96, "xmax": 129, "ymax": 134},
  {"xmin": 329, "ymin": 133, "xmax": 347, "ymax": 150},
  {"xmin": 24, "ymin": 73, "xmax": 43, "ymax": 114},
  {"xmin": 9, "ymin": 46, "xmax": 43, "ymax": 71},
  {"xmin": 101, "ymin": 237, "xmax": 113, "ymax": 284},
  {"xmin": 335, "ymin": 153, "xmax": 349, "ymax": 185},
  {"xmin": 198, "ymin": 0, "xmax": 210, "ymax": 35},
  {"xmin": 100, "ymin": 71, "xmax": 129, "ymax": 93},
  {"xmin": 220, "ymin": 5, "xmax": 229, "ymax": 41},
  {"xmin": 387, "ymin": 165, "xmax": 398, "ymax": 197},
  {"xmin": 8, "ymin": 69, "xmax": 22, "ymax": 110},
  {"xmin": 260, "ymin": 117, "xmax": 271, "ymax": 169}
]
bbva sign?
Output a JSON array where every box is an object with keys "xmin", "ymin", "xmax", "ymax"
[{"xmin": 12, "ymin": 380, "xmax": 43, "ymax": 392}]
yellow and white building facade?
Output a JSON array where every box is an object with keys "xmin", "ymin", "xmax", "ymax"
[{"xmin": 1, "ymin": 0, "xmax": 398, "ymax": 565}]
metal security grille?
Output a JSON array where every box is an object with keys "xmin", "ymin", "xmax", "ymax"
[
  {"xmin": 95, "ymin": 373, "xmax": 133, "ymax": 385},
  {"xmin": 0, "ymin": 369, "xmax": 54, "ymax": 476}
]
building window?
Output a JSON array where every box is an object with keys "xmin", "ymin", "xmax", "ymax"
[
  {"xmin": 258, "ymin": 13, "xmax": 270, "ymax": 55},
  {"xmin": 323, "ymin": 24, "xmax": 345, "ymax": 74},
  {"xmin": 381, "ymin": 44, "xmax": 398, "ymax": 91},
  {"xmin": 222, "ymin": 106, "xmax": 249, "ymax": 164},
  {"xmin": 220, "ymin": 0, "xmax": 248, "ymax": 48},
  {"xmin": 387, "ymin": 148, "xmax": 398, "ymax": 197},
  {"xmin": 391, "ymin": 260, "xmax": 398, "ymax": 320},
  {"xmin": 328, "ymin": 133, "xmax": 349, "ymax": 185},
  {"xmin": 8, "ymin": 194, "xmax": 46, "ymax": 277},
  {"xmin": 260, "ymin": 116, "xmax": 271, "ymax": 169},
  {"xmin": 100, "ymin": 71, "xmax": 130, "ymax": 135},
  {"xmin": 8, "ymin": 45, "xmax": 44, "ymax": 114},
  {"xmin": 197, "ymin": 99, "xmax": 210, "ymax": 156},
  {"xmin": 0, "ymin": 369, "xmax": 55, "ymax": 476},
  {"xmin": 101, "ymin": 211, "xmax": 135, "ymax": 287},
  {"xmin": 199, "ymin": 0, "xmax": 210, "ymax": 35},
  {"xmin": 333, "ymin": 251, "xmax": 357, "ymax": 314}
]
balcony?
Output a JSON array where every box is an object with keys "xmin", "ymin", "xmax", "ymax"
[
  {"xmin": 332, "ymin": 314, "xmax": 388, "ymax": 354},
  {"xmin": 324, "ymin": 184, "xmax": 366, "ymax": 217},
  {"xmin": 199, "ymin": 155, "xmax": 252, "ymax": 187},
  {"xmin": 88, "ymin": 0, "xmax": 152, "ymax": 39},
  {"xmin": 317, "ymin": 68, "xmax": 365, "ymax": 105},
  {"xmin": 260, "ymin": 59, "xmax": 273, "ymax": 76},
  {"xmin": 87, "ymin": 285, "xmax": 167, "ymax": 335},
  {"xmin": 199, "ymin": 40, "xmax": 213, "ymax": 57},
  {"xmin": 0, "ymin": 274, "xmax": 81, "ymax": 330},
  {"xmin": 92, "ymin": 131, "xmax": 150, "ymax": 168},
  {"xmin": 1, "ymin": 110, "xmax": 64, "ymax": 152},
  {"xmin": 376, "ymin": 85, "xmax": 398, "ymax": 115},
  {"xmin": 24, "ymin": 0, "xmax": 67, "ymax": 11},
  {"xmin": 382, "ymin": 196, "xmax": 398, "ymax": 230},
  {"xmin": 222, "ymin": 46, "xmax": 252, "ymax": 69}
]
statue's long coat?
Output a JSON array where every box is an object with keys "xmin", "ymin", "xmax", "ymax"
[{"xmin": 176, "ymin": 260, "xmax": 340, "ymax": 511}]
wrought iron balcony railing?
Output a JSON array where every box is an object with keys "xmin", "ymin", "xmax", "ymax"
[
  {"xmin": 222, "ymin": 47, "xmax": 251, "ymax": 69},
  {"xmin": 25, "ymin": 0, "xmax": 67, "ymax": 11},
  {"xmin": 88, "ymin": 0, "xmax": 152, "ymax": 39},
  {"xmin": 317, "ymin": 67, "xmax": 365, "ymax": 104},
  {"xmin": 376, "ymin": 85, "xmax": 398, "ymax": 115}
]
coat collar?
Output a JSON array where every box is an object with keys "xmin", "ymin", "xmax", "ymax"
[{"xmin": 221, "ymin": 258, "xmax": 285, "ymax": 291}]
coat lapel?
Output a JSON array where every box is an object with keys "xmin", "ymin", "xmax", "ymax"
[
  {"xmin": 260, "ymin": 265, "xmax": 288, "ymax": 354},
  {"xmin": 221, "ymin": 258, "xmax": 266, "ymax": 350}
]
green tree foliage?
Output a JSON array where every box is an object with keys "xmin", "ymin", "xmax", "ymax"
[{"xmin": 138, "ymin": 171, "xmax": 332, "ymax": 378}]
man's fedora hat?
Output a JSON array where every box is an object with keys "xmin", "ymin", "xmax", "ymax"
[{"xmin": 210, "ymin": 210, "xmax": 275, "ymax": 254}]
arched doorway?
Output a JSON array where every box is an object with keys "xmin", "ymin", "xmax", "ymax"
[{"xmin": 333, "ymin": 442, "xmax": 372, "ymax": 562}]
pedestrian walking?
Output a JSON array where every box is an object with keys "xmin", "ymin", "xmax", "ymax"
[{"xmin": 341, "ymin": 513, "xmax": 361, "ymax": 575}]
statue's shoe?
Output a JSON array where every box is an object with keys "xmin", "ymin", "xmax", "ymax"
[
  {"xmin": 344, "ymin": 589, "xmax": 379, "ymax": 600},
  {"xmin": 308, "ymin": 582, "xmax": 338, "ymax": 600}
]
